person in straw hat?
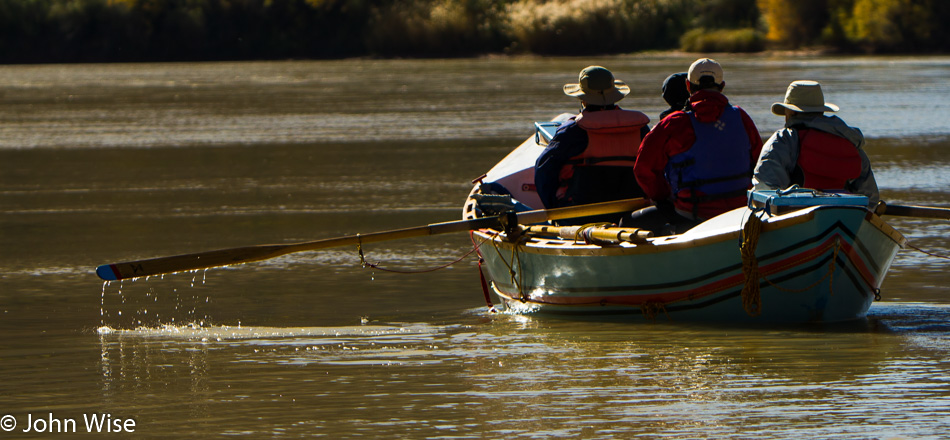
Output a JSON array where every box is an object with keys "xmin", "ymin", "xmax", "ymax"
[
  {"xmin": 534, "ymin": 65, "xmax": 651, "ymax": 224},
  {"xmin": 624, "ymin": 58, "xmax": 762, "ymax": 235},
  {"xmin": 753, "ymin": 80, "xmax": 879, "ymax": 207}
]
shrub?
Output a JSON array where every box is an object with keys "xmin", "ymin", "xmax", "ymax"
[
  {"xmin": 503, "ymin": 0, "xmax": 688, "ymax": 55},
  {"xmin": 679, "ymin": 27, "xmax": 765, "ymax": 52}
]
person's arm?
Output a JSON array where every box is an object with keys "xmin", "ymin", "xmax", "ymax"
[
  {"xmin": 752, "ymin": 128, "xmax": 799, "ymax": 191},
  {"xmin": 849, "ymin": 147, "xmax": 881, "ymax": 208},
  {"xmin": 634, "ymin": 116, "xmax": 688, "ymax": 201},
  {"xmin": 737, "ymin": 107, "xmax": 764, "ymax": 175},
  {"xmin": 534, "ymin": 122, "xmax": 586, "ymax": 208}
]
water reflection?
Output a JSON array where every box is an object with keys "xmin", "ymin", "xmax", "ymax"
[
  {"xmin": 2, "ymin": 56, "xmax": 949, "ymax": 439},
  {"xmin": 91, "ymin": 305, "xmax": 950, "ymax": 438},
  {"xmin": 1, "ymin": 56, "xmax": 949, "ymax": 150}
]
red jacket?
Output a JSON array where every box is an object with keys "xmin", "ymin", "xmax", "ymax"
[{"xmin": 634, "ymin": 90, "xmax": 762, "ymax": 219}]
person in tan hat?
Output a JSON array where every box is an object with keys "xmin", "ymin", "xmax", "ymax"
[
  {"xmin": 753, "ymin": 80, "xmax": 879, "ymax": 207},
  {"xmin": 534, "ymin": 65, "xmax": 651, "ymax": 224},
  {"xmin": 624, "ymin": 58, "xmax": 762, "ymax": 234}
]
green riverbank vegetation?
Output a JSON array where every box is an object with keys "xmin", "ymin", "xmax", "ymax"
[{"xmin": 0, "ymin": 0, "xmax": 947, "ymax": 63}]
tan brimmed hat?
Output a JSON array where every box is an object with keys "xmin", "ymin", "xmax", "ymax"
[
  {"xmin": 563, "ymin": 66, "xmax": 629, "ymax": 106},
  {"xmin": 771, "ymin": 80, "xmax": 839, "ymax": 115}
]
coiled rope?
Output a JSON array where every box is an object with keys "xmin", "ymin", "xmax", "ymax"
[
  {"xmin": 740, "ymin": 210, "xmax": 845, "ymax": 317},
  {"xmin": 739, "ymin": 211, "xmax": 765, "ymax": 316}
]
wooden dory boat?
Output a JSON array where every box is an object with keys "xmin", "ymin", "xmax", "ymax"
[{"xmin": 464, "ymin": 117, "xmax": 906, "ymax": 323}]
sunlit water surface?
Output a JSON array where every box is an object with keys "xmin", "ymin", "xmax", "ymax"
[{"xmin": 1, "ymin": 55, "xmax": 948, "ymax": 438}]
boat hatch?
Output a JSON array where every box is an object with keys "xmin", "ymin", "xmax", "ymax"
[{"xmin": 749, "ymin": 187, "xmax": 868, "ymax": 215}]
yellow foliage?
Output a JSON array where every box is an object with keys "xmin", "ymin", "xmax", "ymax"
[
  {"xmin": 756, "ymin": 0, "xmax": 829, "ymax": 47},
  {"xmin": 756, "ymin": 0, "xmax": 796, "ymax": 43},
  {"xmin": 847, "ymin": 0, "xmax": 897, "ymax": 43}
]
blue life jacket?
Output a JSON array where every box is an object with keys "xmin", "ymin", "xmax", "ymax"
[{"xmin": 665, "ymin": 105, "xmax": 752, "ymax": 212}]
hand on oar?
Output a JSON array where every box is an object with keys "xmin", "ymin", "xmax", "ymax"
[{"xmin": 96, "ymin": 198, "xmax": 651, "ymax": 281}]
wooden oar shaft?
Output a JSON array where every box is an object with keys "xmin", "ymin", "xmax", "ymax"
[
  {"xmin": 882, "ymin": 203, "xmax": 950, "ymax": 220},
  {"xmin": 525, "ymin": 224, "xmax": 653, "ymax": 243},
  {"xmin": 96, "ymin": 198, "xmax": 650, "ymax": 281}
]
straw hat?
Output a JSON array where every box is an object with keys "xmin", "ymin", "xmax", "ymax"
[
  {"xmin": 771, "ymin": 80, "xmax": 839, "ymax": 115},
  {"xmin": 564, "ymin": 66, "xmax": 630, "ymax": 106}
]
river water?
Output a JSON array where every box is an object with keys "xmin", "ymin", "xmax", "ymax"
[{"xmin": 1, "ymin": 55, "xmax": 949, "ymax": 438}]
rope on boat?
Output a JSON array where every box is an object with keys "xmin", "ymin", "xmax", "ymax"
[
  {"xmin": 641, "ymin": 300, "xmax": 670, "ymax": 321},
  {"xmin": 464, "ymin": 226, "xmax": 530, "ymax": 303},
  {"xmin": 739, "ymin": 211, "xmax": 765, "ymax": 316},
  {"xmin": 905, "ymin": 242, "xmax": 950, "ymax": 260},
  {"xmin": 354, "ymin": 233, "xmax": 488, "ymax": 274},
  {"xmin": 740, "ymin": 210, "xmax": 846, "ymax": 317},
  {"xmin": 477, "ymin": 257, "xmax": 498, "ymax": 313},
  {"xmin": 763, "ymin": 239, "xmax": 840, "ymax": 296},
  {"xmin": 487, "ymin": 231, "xmax": 528, "ymax": 302},
  {"xmin": 570, "ymin": 222, "xmax": 614, "ymax": 244}
]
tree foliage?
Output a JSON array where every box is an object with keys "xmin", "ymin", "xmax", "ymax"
[
  {"xmin": 758, "ymin": 0, "xmax": 949, "ymax": 52},
  {"xmin": 0, "ymin": 0, "xmax": 946, "ymax": 63}
]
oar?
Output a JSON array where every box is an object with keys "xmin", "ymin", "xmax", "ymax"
[
  {"xmin": 524, "ymin": 224, "xmax": 653, "ymax": 243},
  {"xmin": 96, "ymin": 198, "xmax": 650, "ymax": 281},
  {"xmin": 877, "ymin": 202, "xmax": 950, "ymax": 220}
]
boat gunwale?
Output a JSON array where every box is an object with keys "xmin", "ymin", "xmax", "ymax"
[{"xmin": 471, "ymin": 205, "xmax": 904, "ymax": 257}]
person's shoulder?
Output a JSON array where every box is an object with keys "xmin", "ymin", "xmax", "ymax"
[
  {"xmin": 549, "ymin": 119, "xmax": 587, "ymax": 145},
  {"xmin": 729, "ymin": 102, "xmax": 752, "ymax": 116},
  {"xmin": 643, "ymin": 112, "xmax": 690, "ymax": 143},
  {"xmin": 763, "ymin": 126, "xmax": 798, "ymax": 147},
  {"xmin": 658, "ymin": 110, "xmax": 691, "ymax": 126}
]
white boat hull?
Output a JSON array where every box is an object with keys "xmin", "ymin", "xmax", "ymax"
[{"xmin": 474, "ymin": 205, "xmax": 904, "ymax": 323}]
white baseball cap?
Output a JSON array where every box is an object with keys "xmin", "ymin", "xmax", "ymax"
[{"xmin": 687, "ymin": 58, "xmax": 724, "ymax": 85}]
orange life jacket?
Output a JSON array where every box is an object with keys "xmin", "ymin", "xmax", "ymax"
[
  {"xmin": 556, "ymin": 109, "xmax": 649, "ymax": 203},
  {"xmin": 796, "ymin": 128, "xmax": 861, "ymax": 190},
  {"xmin": 569, "ymin": 109, "xmax": 649, "ymax": 167}
]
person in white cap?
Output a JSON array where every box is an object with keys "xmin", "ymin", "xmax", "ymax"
[
  {"xmin": 753, "ymin": 80, "xmax": 879, "ymax": 207},
  {"xmin": 625, "ymin": 58, "xmax": 762, "ymax": 234},
  {"xmin": 535, "ymin": 65, "xmax": 651, "ymax": 224}
]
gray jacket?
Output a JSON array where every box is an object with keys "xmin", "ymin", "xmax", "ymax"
[{"xmin": 753, "ymin": 113, "xmax": 879, "ymax": 207}]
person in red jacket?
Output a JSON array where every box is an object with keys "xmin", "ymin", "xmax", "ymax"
[{"xmin": 624, "ymin": 58, "xmax": 762, "ymax": 234}]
